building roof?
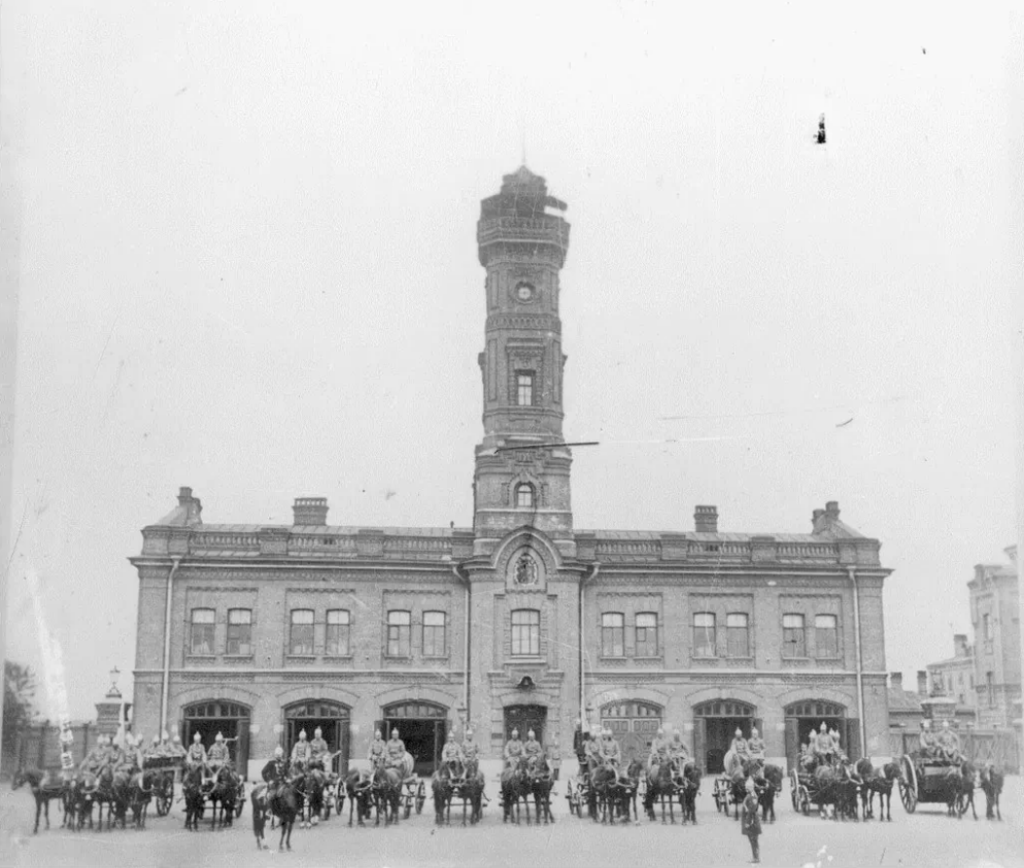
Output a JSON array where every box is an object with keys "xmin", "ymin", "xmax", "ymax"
[{"xmin": 887, "ymin": 688, "xmax": 924, "ymax": 713}]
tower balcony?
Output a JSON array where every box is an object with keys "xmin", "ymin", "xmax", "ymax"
[{"xmin": 477, "ymin": 216, "xmax": 570, "ymax": 266}]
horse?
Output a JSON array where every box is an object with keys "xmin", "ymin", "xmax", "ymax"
[
  {"xmin": 955, "ymin": 760, "xmax": 979, "ymax": 820},
  {"xmin": 77, "ymin": 766, "xmax": 124, "ymax": 831},
  {"xmin": 458, "ymin": 764, "xmax": 486, "ymax": 826},
  {"xmin": 207, "ymin": 765, "xmax": 239, "ymax": 829},
  {"xmin": 754, "ymin": 764, "xmax": 782, "ymax": 824},
  {"xmin": 979, "ymin": 763, "xmax": 1003, "ymax": 821},
  {"xmin": 859, "ymin": 760, "xmax": 900, "ymax": 822},
  {"xmin": 182, "ymin": 765, "xmax": 207, "ymax": 831},
  {"xmin": 252, "ymin": 775, "xmax": 301, "ymax": 851},
  {"xmin": 588, "ymin": 762, "xmax": 623, "ymax": 824},
  {"xmin": 12, "ymin": 768, "xmax": 67, "ymax": 834},
  {"xmin": 528, "ymin": 756, "xmax": 556, "ymax": 824},
  {"xmin": 678, "ymin": 761, "xmax": 701, "ymax": 824},
  {"xmin": 371, "ymin": 762, "xmax": 403, "ymax": 826},
  {"xmin": 300, "ymin": 766, "xmax": 327, "ymax": 828},
  {"xmin": 500, "ymin": 757, "xmax": 531, "ymax": 825},
  {"xmin": 643, "ymin": 757, "xmax": 681, "ymax": 824},
  {"xmin": 616, "ymin": 758, "xmax": 643, "ymax": 821},
  {"xmin": 812, "ymin": 764, "xmax": 840, "ymax": 820},
  {"xmin": 431, "ymin": 760, "xmax": 459, "ymax": 826},
  {"xmin": 345, "ymin": 768, "xmax": 373, "ymax": 826},
  {"xmin": 128, "ymin": 769, "xmax": 158, "ymax": 829}
]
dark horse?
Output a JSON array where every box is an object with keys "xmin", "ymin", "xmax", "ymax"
[
  {"xmin": 942, "ymin": 760, "xmax": 978, "ymax": 820},
  {"xmin": 252, "ymin": 776, "xmax": 301, "ymax": 851},
  {"xmin": 300, "ymin": 767, "xmax": 327, "ymax": 828},
  {"xmin": 857, "ymin": 759, "xmax": 900, "ymax": 822},
  {"xmin": 345, "ymin": 768, "xmax": 373, "ymax": 826},
  {"xmin": 431, "ymin": 760, "xmax": 460, "ymax": 826},
  {"xmin": 528, "ymin": 757, "xmax": 556, "ymax": 824},
  {"xmin": 753, "ymin": 764, "xmax": 782, "ymax": 824},
  {"xmin": 500, "ymin": 757, "xmax": 532, "ymax": 824},
  {"xmin": 182, "ymin": 766, "xmax": 207, "ymax": 831},
  {"xmin": 615, "ymin": 759, "xmax": 644, "ymax": 822},
  {"xmin": 206, "ymin": 765, "xmax": 239, "ymax": 829},
  {"xmin": 128, "ymin": 769, "xmax": 159, "ymax": 829},
  {"xmin": 643, "ymin": 757, "xmax": 682, "ymax": 824},
  {"xmin": 979, "ymin": 763, "xmax": 1003, "ymax": 821},
  {"xmin": 458, "ymin": 759, "xmax": 486, "ymax": 826},
  {"xmin": 371, "ymin": 762, "xmax": 403, "ymax": 826},
  {"xmin": 12, "ymin": 769, "xmax": 68, "ymax": 834},
  {"xmin": 678, "ymin": 761, "xmax": 702, "ymax": 825}
]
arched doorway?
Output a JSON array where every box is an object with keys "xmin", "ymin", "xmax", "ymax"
[
  {"xmin": 693, "ymin": 699, "xmax": 759, "ymax": 774},
  {"xmin": 284, "ymin": 700, "xmax": 351, "ymax": 775},
  {"xmin": 380, "ymin": 701, "xmax": 448, "ymax": 777},
  {"xmin": 600, "ymin": 701, "xmax": 663, "ymax": 763},
  {"xmin": 504, "ymin": 704, "xmax": 547, "ymax": 746},
  {"xmin": 182, "ymin": 700, "xmax": 250, "ymax": 773},
  {"xmin": 783, "ymin": 699, "xmax": 855, "ymax": 771}
]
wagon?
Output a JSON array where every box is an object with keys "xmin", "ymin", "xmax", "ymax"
[
  {"xmin": 141, "ymin": 755, "xmax": 183, "ymax": 817},
  {"xmin": 399, "ymin": 777, "xmax": 426, "ymax": 819},
  {"xmin": 712, "ymin": 775, "xmax": 733, "ymax": 813},
  {"xmin": 789, "ymin": 768, "xmax": 812, "ymax": 815},
  {"xmin": 897, "ymin": 754, "xmax": 966, "ymax": 815}
]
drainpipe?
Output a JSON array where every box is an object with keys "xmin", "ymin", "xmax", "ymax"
[
  {"xmin": 847, "ymin": 566, "xmax": 867, "ymax": 757},
  {"xmin": 580, "ymin": 562, "xmax": 600, "ymax": 729},
  {"xmin": 452, "ymin": 565, "xmax": 471, "ymax": 724},
  {"xmin": 160, "ymin": 557, "xmax": 182, "ymax": 738}
]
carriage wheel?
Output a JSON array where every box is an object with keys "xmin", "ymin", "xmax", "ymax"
[
  {"xmin": 789, "ymin": 770, "xmax": 799, "ymax": 811},
  {"xmin": 415, "ymin": 781, "xmax": 426, "ymax": 815},
  {"xmin": 799, "ymin": 788, "xmax": 810, "ymax": 816},
  {"xmin": 899, "ymin": 757, "xmax": 918, "ymax": 814},
  {"xmin": 156, "ymin": 789, "xmax": 172, "ymax": 817},
  {"xmin": 335, "ymin": 790, "xmax": 345, "ymax": 815}
]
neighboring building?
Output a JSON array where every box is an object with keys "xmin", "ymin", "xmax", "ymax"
[
  {"xmin": 970, "ymin": 546, "xmax": 1020, "ymax": 727},
  {"xmin": 887, "ymin": 671, "xmax": 926, "ymax": 731},
  {"xmin": 927, "ymin": 634, "xmax": 978, "ymax": 718},
  {"xmin": 130, "ymin": 167, "xmax": 894, "ymax": 780}
]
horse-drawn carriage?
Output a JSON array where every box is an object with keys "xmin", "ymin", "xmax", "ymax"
[
  {"xmin": 898, "ymin": 753, "xmax": 976, "ymax": 817},
  {"xmin": 789, "ymin": 757, "xmax": 860, "ymax": 820},
  {"xmin": 181, "ymin": 763, "xmax": 245, "ymax": 830}
]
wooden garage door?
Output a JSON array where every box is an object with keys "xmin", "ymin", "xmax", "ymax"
[{"xmin": 600, "ymin": 701, "xmax": 663, "ymax": 763}]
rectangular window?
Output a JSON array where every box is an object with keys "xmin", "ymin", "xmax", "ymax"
[
  {"xmin": 423, "ymin": 611, "xmax": 447, "ymax": 657},
  {"xmin": 693, "ymin": 612, "xmax": 716, "ymax": 658},
  {"xmin": 326, "ymin": 609, "xmax": 351, "ymax": 656},
  {"xmin": 601, "ymin": 613, "xmax": 625, "ymax": 657},
  {"xmin": 516, "ymin": 371, "xmax": 534, "ymax": 406},
  {"xmin": 289, "ymin": 609, "xmax": 315, "ymax": 655},
  {"xmin": 226, "ymin": 608, "xmax": 252, "ymax": 655},
  {"xmin": 782, "ymin": 614, "xmax": 806, "ymax": 658},
  {"xmin": 511, "ymin": 609, "xmax": 540, "ymax": 656},
  {"xmin": 726, "ymin": 613, "xmax": 750, "ymax": 657},
  {"xmin": 635, "ymin": 612, "xmax": 658, "ymax": 657},
  {"xmin": 190, "ymin": 608, "xmax": 215, "ymax": 655},
  {"xmin": 815, "ymin": 614, "xmax": 839, "ymax": 658},
  {"xmin": 387, "ymin": 610, "xmax": 411, "ymax": 657}
]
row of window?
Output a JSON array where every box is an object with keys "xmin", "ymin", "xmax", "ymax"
[
  {"xmin": 600, "ymin": 612, "xmax": 840, "ymax": 659},
  {"xmin": 190, "ymin": 607, "xmax": 839, "ymax": 661},
  {"xmin": 189, "ymin": 609, "xmax": 447, "ymax": 658}
]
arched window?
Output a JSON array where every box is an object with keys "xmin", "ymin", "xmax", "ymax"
[{"xmin": 515, "ymin": 483, "xmax": 535, "ymax": 508}]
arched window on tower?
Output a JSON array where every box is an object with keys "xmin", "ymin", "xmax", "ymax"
[{"xmin": 515, "ymin": 483, "xmax": 535, "ymax": 508}]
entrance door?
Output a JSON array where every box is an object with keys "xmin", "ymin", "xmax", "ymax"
[
  {"xmin": 504, "ymin": 705, "xmax": 547, "ymax": 746},
  {"xmin": 600, "ymin": 701, "xmax": 663, "ymax": 763},
  {"xmin": 783, "ymin": 699, "xmax": 849, "ymax": 771},
  {"xmin": 383, "ymin": 701, "xmax": 448, "ymax": 777},
  {"xmin": 693, "ymin": 700, "xmax": 757, "ymax": 773},
  {"xmin": 182, "ymin": 700, "xmax": 251, "ymax": 773},
  {"xmin": 284, "ymin": 700, "xmax": 351, "ymax": 774}
]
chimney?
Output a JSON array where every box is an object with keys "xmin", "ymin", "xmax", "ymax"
[
  {"xmin": 917, "ymin": 670, "xmax": 928, "ymax": 696},
  {"xmin": 293, "ymin": 497, "xmax": 329, "ymax": 526},
  {"xmin": 176, "ymin": 486, "xmax": 202, "ymax": 526},
  {"xmin": 954, "ymin": 634, "xmax": 969, "ymax": 658},
  {"xmin": 178, "ymin": 486, "xmax": 193, "ymax": 505},
  {"xmin": 890, "ymin": 672, "xmax": 903, "ymax": 691},
  {"xmin": 694, "ymin": 505, "xmax": 718, "ymax": 533},
  {"xmin": 811, "ymin": 508, "xmax": 826, "ymax": 533},
  {"xmin": 825, "ymin": 501, "xmax": 840, "ymax": 520}
]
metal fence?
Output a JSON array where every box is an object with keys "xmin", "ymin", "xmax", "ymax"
[{"xmin": 889, "ymin": 729, "xmax": 1020, "ymax": 773}]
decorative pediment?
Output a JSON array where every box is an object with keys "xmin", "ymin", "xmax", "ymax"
[{"xmin": 492, "ymin": 527, "xmax": 562, "ymax": 591}]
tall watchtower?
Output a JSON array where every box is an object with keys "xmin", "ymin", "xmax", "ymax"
[{"xmin": 472, "ymin": 167, "xmax": 574, "ymax": 547}]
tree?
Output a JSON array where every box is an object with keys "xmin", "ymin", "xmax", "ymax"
[{"xmin": 3, "ymin": 661, "xmax": 38, "ymax": 757}]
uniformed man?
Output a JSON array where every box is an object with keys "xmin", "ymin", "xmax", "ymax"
[
  {"xmin": 937, "ymin": 720, "xmax": 961, "ymax": 762},
  {"xmin": 309, "ymin": 727, "xmax": 330, "ymax": 770},
  {"xmin": 815, "ymin": 722, "xmax": 834, "ymax": 762},
  {"xmin": 291, "ymin": 729, "xmax": 313, "ymax": 771},
  {"xmin": 186, "ymin": 732, "xmax": 208, "ymax": 770},
  {"xmin": 648, "ymin": 726, "xmax": 669, "ymax": 770},
  {"xmin": 462, "ymin": 730, "xmax": 480, "ymax": 774},
  {"xmin": 441, "ymin": 731, "xmax": 464, "ymax": 776},
  {"xmin": 503, "ymin": 728, "xmax": 524, "ymax": 767},
  {"xmin": 117, "ymin": 735, "xmax": 140, "ymax": 775},
  {"xmin": 668, "ymin": 728, "xmax": 691, "ymax": 765},
  {"xmin": 730, "ymin": 728, "xmax": 750, "ymax": 760},
  {"xmin": 523, "ymin": 729, "xmax": 544, "ymax": 769},
  {"xmin": 146, "ymin": 735, "xmax": 161, "ymax": 761},
  {"xmin": 385, "ymin": 729, "xmax": 406, "ymax": 771},
  {"xmin": 59, "ymin": 729, "xmax": 76, "ymax": 785},
  {"xmin": 108, "ymin": 736, "xmax": 128, "ymax": 773},
  {"xmin": 583, "ymin": 725, "xmax": 603, "ymax": 777},
  {"xmin": 169, "ymin": 733, "xmax": 186, "ymax": 758},
  {"xmin": 747, "ymin": 727, "xmax": 766, "ymax": 762},
  {"xmin": 207, "ymin": 732, "xmax": 232, "ymax": 782},
  {"xmin": 80, "ymin": 736, "xmax": 106, "ymax": 776},
  {"xmin": 599, "ymin": 728, "xmax": 621, "ymax": 770},
  {"xmin": 368, "ymin": 729, "xmax": 387, "ymax": 767},
  {"xmin": 918, "ymin": 720, "xmax": 936, "ymax": 758},
  {"xmin": 262, "ymin": 746, "xmax": 288, "ymax": 802}
]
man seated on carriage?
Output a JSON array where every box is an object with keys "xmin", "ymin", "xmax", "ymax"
[
  {"xmin": 917, "ymin": 720, "xmax": 938, "ymax": 759},
  {"xmin": 368, "ymin": 729, "xmax": 387, "ymax": 768},
  {"xmin": 598, "ymin": 728, "xmax": 622, "ymax": 773},
  {"xmin": 116, "ymin": 734, "xmax": 140, "ymax": 776},
  {"xmin": 308, "ymin": 727, "xmax": 330, "ymax": 771},
  {"xmin": 936, "ymin": 720, "xmax": 962, "ymax": 763},
  {"xmin": 462, "ymin": 730, "xmax": 480, "ymax": 776},
  {"xmin": 667, "ymin": 728, "xmax": 691, "ymax": 768},
  {"xmin": 169, "ymin": 733, "xmax": 186, "ymax": 759},
  {"xmin": 108, "ymin": 737, "xmax": 129, "ymax": 775},
  {"xmin": 81, "ymin": 735, "xmax": 110, "ymax": 775},
  {"xmin": 812, "ymin": 722, "xmax": 835, "ymax": 765},
  {"xmin": 206, "ymin": 732, "xmax": 232, "ymax": 784},
  {"xmin": 747, "ymin": 727, "xmax": 765, "ymax": 763},
  {"xmin": 523, "ymin": 729, "xmax": 545, "ymax": 773},
  {"xmin": 186, "ymin": 732, "xmax": 208, "ymax": 772},
  {"xmin": 503, "ymin": 728, "xmax": 525, "ymax": 769},
  {"xmin": 291, "ymin": 729, "xmax": 314, "ymax": 773},
  {"xmin": 385, "ymin": 729, "xmax": 407, "ymax": 772},
  {"xmin": 647, "ymin": 726, "xmax": 669, "ymax": 771},
  {"xmin": 261, "ymin": 746, "xmax": 289, "ymax": 802},
  {"xmin": 145, "ymin": 734, "xmax": 161, "ymax": 762},
  {"xmin": 440, "ymin": 730, "xmax": 465, "ymax": 779},
  {"xmin": 726, "ymin": 729, "xmax": 749, "ymax": 776},
  {"xmin": 583, "ymin": 725, "xmax": 603, "ymax": 780}
]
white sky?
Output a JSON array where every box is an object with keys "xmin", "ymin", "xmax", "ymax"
[{"xmin": 2, "ymin": 2, "xmax": 1021, "ymax": 720}]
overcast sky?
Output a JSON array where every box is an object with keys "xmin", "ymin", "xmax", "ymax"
[{"xmin": 2, "ymin": 2, "xmax": 1021, "ymax": 721}]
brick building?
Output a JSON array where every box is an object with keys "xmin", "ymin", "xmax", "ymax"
[
  {"xmin": 130, "ymin": 167, "xmax": 893, "ymax": 780},
  {"xmin": 968, "ymin": 547, "xmax": 1019, "ymax": 727}
]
